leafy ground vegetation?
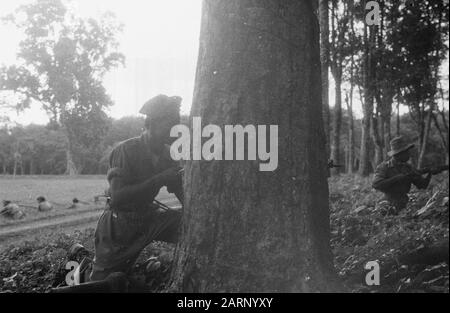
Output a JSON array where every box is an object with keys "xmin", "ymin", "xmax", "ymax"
[
  {"xmin": 0, "ymin": 174, "xmax": 448, "ymax": 293},
  {"xmin": 330, "ymin": 173, "xmax": 449, "ymax": 293}
]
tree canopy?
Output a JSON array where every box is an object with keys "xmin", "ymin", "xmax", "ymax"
[{"xmin": 0, "ymin": 0, "xmax": 124, "ymax": 175}]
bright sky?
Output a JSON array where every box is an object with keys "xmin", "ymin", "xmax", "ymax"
[
  {"xmin": 0, "ymin": 0, "xmax": 448, "ymax": 125},
  {"xmin": 0, "ymin": 0, "xmax": 202, "ymax": 125}
]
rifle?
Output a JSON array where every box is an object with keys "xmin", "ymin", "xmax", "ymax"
[
  {"xmin": 328, "ymin": 160, "xmax": 344, "ymax": 169},
  {"xmin": 417, "ymin": 164, "xmax": 449, "ymax": 175}
]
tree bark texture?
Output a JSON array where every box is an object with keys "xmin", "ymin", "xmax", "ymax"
[{"xmin": 169, "ymin": 0, "xmax": 339, "ymax": 293}]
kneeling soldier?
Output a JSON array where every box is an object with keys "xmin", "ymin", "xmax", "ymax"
[
  {"xmin": 90, "ymin": 94, "xmax": 183, "ymax": 281},
  {"xmin": 372, "ymin": 136, "xmax": 435, "ymax": 215}
]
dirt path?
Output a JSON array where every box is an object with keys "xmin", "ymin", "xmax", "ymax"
[
  {"xmin": 0, "ymin": 193, "xmax": 180, "ymax": 250},
  {"xmin": 0, "ymin": 209, "xmax": 102, "ymax": 248}
]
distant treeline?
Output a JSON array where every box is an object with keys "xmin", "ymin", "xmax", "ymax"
[
  {"xmin": 0, "ymin": 116, "xmax": 145, "ymax": 175},
  {"xmin": 0, "ymin": 112, "xmax": 446, "ymax": 176},
  {"xmin": 329, "ymin": 108, "xmax": 449, "ymax": 173}
]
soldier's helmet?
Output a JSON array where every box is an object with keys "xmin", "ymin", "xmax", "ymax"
[
  {"xmin": 388, "ymin": 136, "xmax": 415, "ymax": 157},
  {"xmin": 139, "ymin": 94, "xmax": 182, "ymax": 119}
]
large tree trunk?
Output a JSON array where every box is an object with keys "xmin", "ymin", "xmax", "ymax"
[
  {"xmin": 319, "ymin": 0, "xmax": 330, "ymax": 157},
  {"xmin": 169, "ymin": 0, "xmax": 340, "ymax": 293}
]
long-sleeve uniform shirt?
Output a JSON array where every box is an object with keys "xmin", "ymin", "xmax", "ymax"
[
  {"xmin": 91, "ymin": 134, "xmax": 182, "ymax": 280},
  {"xmin": 372, "ymin": 158, "xmax": 430, "ymax": 210}
]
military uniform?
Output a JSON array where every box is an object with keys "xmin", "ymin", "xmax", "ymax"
[
  {"xmin": 373, "ymin": 158, "xmax": 429, "ymax": 213},
  {"xmin": 90, "ymin": 134, "xmax": 182, "ymax": 281}
]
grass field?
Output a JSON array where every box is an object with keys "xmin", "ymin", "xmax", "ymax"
[
  {"xmin": 0, "ymin": 175, "xmax": 109, "ymax": 226},
  {"xmin": 0, "ymin": 175, "xmax": 179, "ymax": 227}
]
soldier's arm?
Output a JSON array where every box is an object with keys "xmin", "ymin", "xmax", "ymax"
[
  {"xmin": 167, "ymin": 175, "xmax": 184, "ymax": 204},
  {"xmin": 372, "ymin": 164, "xmax": 408, "ymax": 191},
  {"xmin": 164, "ymin": 146, "xmax": 184, "ymax": 205},
  {"xmin": 109, "ymin": 174, "xmax": 165, "ymax": 207}
]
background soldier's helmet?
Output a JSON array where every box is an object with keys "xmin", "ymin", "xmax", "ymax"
[{"xmin": 388, "ymin": 136, "xmax": 415, "ymax": 157}]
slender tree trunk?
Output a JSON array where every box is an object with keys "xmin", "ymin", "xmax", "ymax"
[
  {"xmin": 331, "ymin": 73, "xmax": 342, "ymax": 174},
  {"xmin": 379, "ymin": 115, "xmax": 386, "ymax": 160},
  {"xmin": 346, "ymin": 92, "xmax": 354, "ymax": 174},
  {"xmin": 443, "ymin": 117, "xmax": 449, "ymax": 164},
  {"xmin": 416, "ymin": 104, "xmax": 426, "ymax": 167},
  {"xmin": 382, "ymin": 108, "xmax": 392, "ymax": 158},
  {"xmin": 418, "ymin": 110, "xmax": 432, "ymax": 168},
  {"xmin": 319, "ymin": 0, "xmax": 330, "ymax": 157},
  {"xmin": 13, "ymin": 155, "xmax": 18, "ymax": 178},
  {"xmin": 371, "ymin": 106, "xmax": 383, "ymax": 167},
  {"xmin": 347, "ymin": 0, "xmax": 355, "ymax": 174},
  {"xmin": 438, "ymin": 108, "xmax": 449, "ymax": 164},
  {"xmin": 65, "ymin": 149, "xmax": 77, "ymax": 176},
  {"xmin": 169, "ymin": 0, "xmax": 340, "ymax": 293},
  {"xmin": 359, "ymin": 19, "xmax": 373, "ymax": 176},
  {"xmin": 63, "ymin": 131, "xmax": 78, "ymax": 176},
  {"xmin": 396, "ymin": 102, "xmax": 401, "ymax": 136},
  {"xmin": 433, "ymin": 111, "xmax": 449, "ymax": 163},
  {"xmin": 329, "ymin": 0, "xmax": 343, "ymax": 175},
  {"xmin": 30, "ymin": 158, "xmax": 35, "ymax": 175}
]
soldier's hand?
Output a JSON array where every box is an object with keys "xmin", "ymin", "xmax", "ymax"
[
  {"xmin": 157, "ymin": 167, "xmax": 182, "ymax": 186},
  {"xmin": 406, "ymin": 171, "xmax": 420, "ymax": 180}
]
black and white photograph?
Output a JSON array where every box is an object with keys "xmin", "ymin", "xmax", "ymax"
[{"xmin": 0, "ymin": 0, "xmax": 449, "ymax": 300}]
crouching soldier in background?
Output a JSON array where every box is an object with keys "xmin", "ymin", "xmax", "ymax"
[
  {"xmin": 0, "ymin": 201, "xmax": 25, "ymax": 220},
  {"xmin": 90, "ymin": 95, "xmax": 184, "ymax": 281},
  {"xmin": 372, "ymin": 136, "xmax": 441, "ymax": 215},
  {"xmin": 37, "ymin": 196, "xmax": 53, "ymax": 212}
]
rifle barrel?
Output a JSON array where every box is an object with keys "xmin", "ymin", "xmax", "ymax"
[{"xmin": 418, "ymin": 164, "xmax": 449, "ymax": 174}]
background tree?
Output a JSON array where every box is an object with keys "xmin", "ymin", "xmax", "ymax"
[
  {"xmin": 319, "ymin": 0, "xmax": 331, "ymax": 156},
  {"xmin": 0, "ymin": 0, "xmax": 124, "ymax": 175},
  {"xmin": 329, "ymin": 0, "xmax": 352, "ymax": 174},
  {"xmin": 392, "ymin": 0, "xmax": 449, "ymax": 168},
  {"xmin": 0, "ymin": 127, "xmax": 12, "ymax": 174}
]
